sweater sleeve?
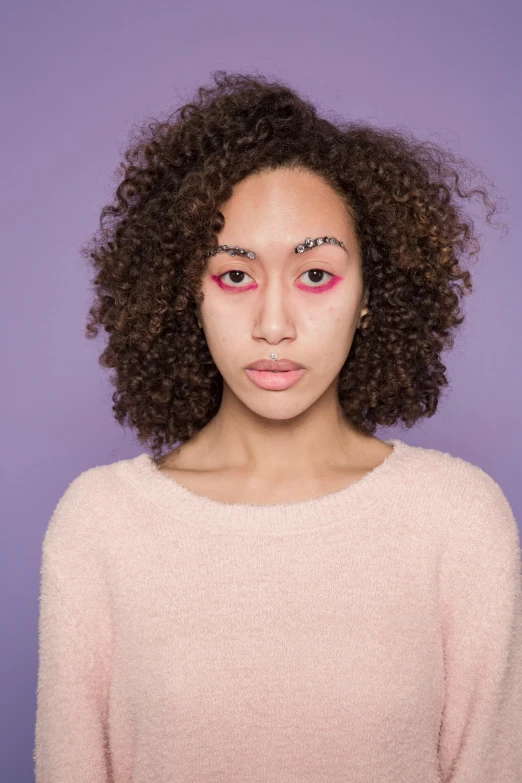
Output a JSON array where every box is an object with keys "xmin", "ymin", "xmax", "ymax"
[
  {"xmin": 437, "ymin": 467, "xmax": 522, "ymax": 782},
  {"xmin": 34, "ymin": 473, "xmax": 113, "ymax": 783}
]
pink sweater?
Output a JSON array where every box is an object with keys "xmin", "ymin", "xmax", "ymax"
[{"xmin": 34, "ymin": 438, "xmax": 522, "ymax": 782}]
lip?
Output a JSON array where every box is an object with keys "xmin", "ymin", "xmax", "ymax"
[
  {"xmin": 245, "ymin": 368, "xmax": 306, "ymax": 390},
  {"xmin": 247, "ymin": 358, "xmax": 304, "ymax": 371}
]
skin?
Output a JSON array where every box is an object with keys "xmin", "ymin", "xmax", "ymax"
[{"xmin": 162, "ymin": 166, "xmax": 392, "ymax": 494}]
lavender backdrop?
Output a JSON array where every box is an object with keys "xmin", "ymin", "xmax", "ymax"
[{"xmin": 1, "ymin": 0, "xmax": 520, "ymax": 777}]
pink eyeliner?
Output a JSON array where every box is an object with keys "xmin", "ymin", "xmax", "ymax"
[
  {"xmin": 211, "ymin": 274, "xmax": 257, "ymax": 292},
  {"xmin": 295, "ymin": 275, "xmax": 344, "ymax": 293},
  {"xmin": 211, "ymin": 273, "xmax": 344, "ymax": 294}
]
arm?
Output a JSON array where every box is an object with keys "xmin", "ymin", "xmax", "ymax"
[
  {"xmin": 34, "ymin": 473, "xmax": 112, "ymax": 782},
  {"xmin": 437, "ymin": 468, "xmax": 522, "ymax": 782}
]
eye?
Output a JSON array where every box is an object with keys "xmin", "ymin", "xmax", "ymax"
[
  {"xmin": 219, "ymin": 270, "xmax": 254, "ymax": 287},
  {"xmin": 218, "ymin": 269, "xmax": 334, "ymax": 288},
  {"xmin": 300, "ymin": 269, "xmax": 334, "ymax": 287}
]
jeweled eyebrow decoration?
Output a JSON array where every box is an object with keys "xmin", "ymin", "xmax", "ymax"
[{"xmin": 206, "ymin": 236, "xmax": 347, "ymax": 260}]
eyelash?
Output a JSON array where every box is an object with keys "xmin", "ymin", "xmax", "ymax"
[{"xmin": 218, "ymin": 268, "xmax": 334, "ymax": 290}]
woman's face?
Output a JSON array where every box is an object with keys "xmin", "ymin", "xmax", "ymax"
[{"xmin": 198, "ymin": 166, "xmax": 368, "ymax": 421}]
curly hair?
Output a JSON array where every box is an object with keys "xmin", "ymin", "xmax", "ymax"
[{"xmin": 81, "ymin": 70, "xmax": 505, "ymax": 462}]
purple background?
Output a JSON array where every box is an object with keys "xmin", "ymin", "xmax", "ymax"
[{"xmin": 2, "ymin": 0, "xmax": 520, "ymax": 777}]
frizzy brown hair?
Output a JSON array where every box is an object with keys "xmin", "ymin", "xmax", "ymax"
[{"xmin": 81, "ymin": 70, "xmax": 506, "ymax": 462}]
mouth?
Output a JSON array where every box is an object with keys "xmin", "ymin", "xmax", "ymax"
[
  {"xmin": 246, "ymin": 362, "xmax": 304, "ymax": 372},
  {"xmin": 245, "ymin": 367, "xmax": 306, "ymax": 390}
]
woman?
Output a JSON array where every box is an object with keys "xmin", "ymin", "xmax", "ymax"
[{"xmin": 34, "ymin": 71, "xmax": 522, "ymax": 782}]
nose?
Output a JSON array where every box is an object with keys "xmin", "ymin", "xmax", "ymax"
[{"xmin": 251, "ymin": 277, "xmax": 297, "ymax": 344}]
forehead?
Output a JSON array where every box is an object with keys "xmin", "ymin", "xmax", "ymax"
[
  {"xmin": 211, "ymin": 169, "xmax": 357, "ymax": 261},
  {"xmin": 227, "ymin": 166, "xmax": 346, "ymax": 204},
  {"xmin": 219, "ymin": 167, "xmax": 354, "ymax": 228}
]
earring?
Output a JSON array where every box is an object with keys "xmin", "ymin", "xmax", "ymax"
[{"xmin": 358, "ymin": 310, "xmax": 370, "ymax": 331}]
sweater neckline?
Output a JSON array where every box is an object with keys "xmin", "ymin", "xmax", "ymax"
[{"xmin": 116, "ymin": 438, "xmax": 411, "ymax": 534}]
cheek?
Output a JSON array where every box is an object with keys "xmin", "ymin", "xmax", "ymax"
[
  {"xmin": 200, "ymin": 306, "xmax": 245, "ymax": 349},
  {"xmin": 309, "ymin": 311, "xmax": 357, "ymax": 354},
  {"xmin": 305, "ymin": 307, "xmax": 344, "ymax": 331}
]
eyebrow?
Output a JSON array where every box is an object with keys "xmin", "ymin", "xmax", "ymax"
[{"xmin": 206, "ymin": 235, "xmax": 348, "ymax": 261}]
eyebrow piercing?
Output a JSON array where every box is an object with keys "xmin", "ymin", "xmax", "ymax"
[
  {"xmin": 206, "ymin": 236, "xmax": 345, "ymax": 260},
  {"xmin": 295, "ymin": 236, "xmax": 345, "ymax": 254},
  {"xmin": 207, "ymin": 245, "xmax": 257, "ymax": 259}
]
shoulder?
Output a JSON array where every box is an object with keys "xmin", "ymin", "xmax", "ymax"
[
  {"xmin": 404, "ymin": 441, "xmax": 519, "ymax": 567},
  {"xmin": 400, "ymin": 439, "xmax": 513, "ymax": 504},
  {"xmin": 43, "ymin": 456, "xmax": 129, "ymax": 553},
  {"xmin": 49, "ymin": 457, "xmax": 123, "ymax": 513}
]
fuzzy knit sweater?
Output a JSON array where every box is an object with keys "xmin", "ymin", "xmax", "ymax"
[{"xmin": 34, "ymin": 438, "xmax": 522, "ymax": 783}]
